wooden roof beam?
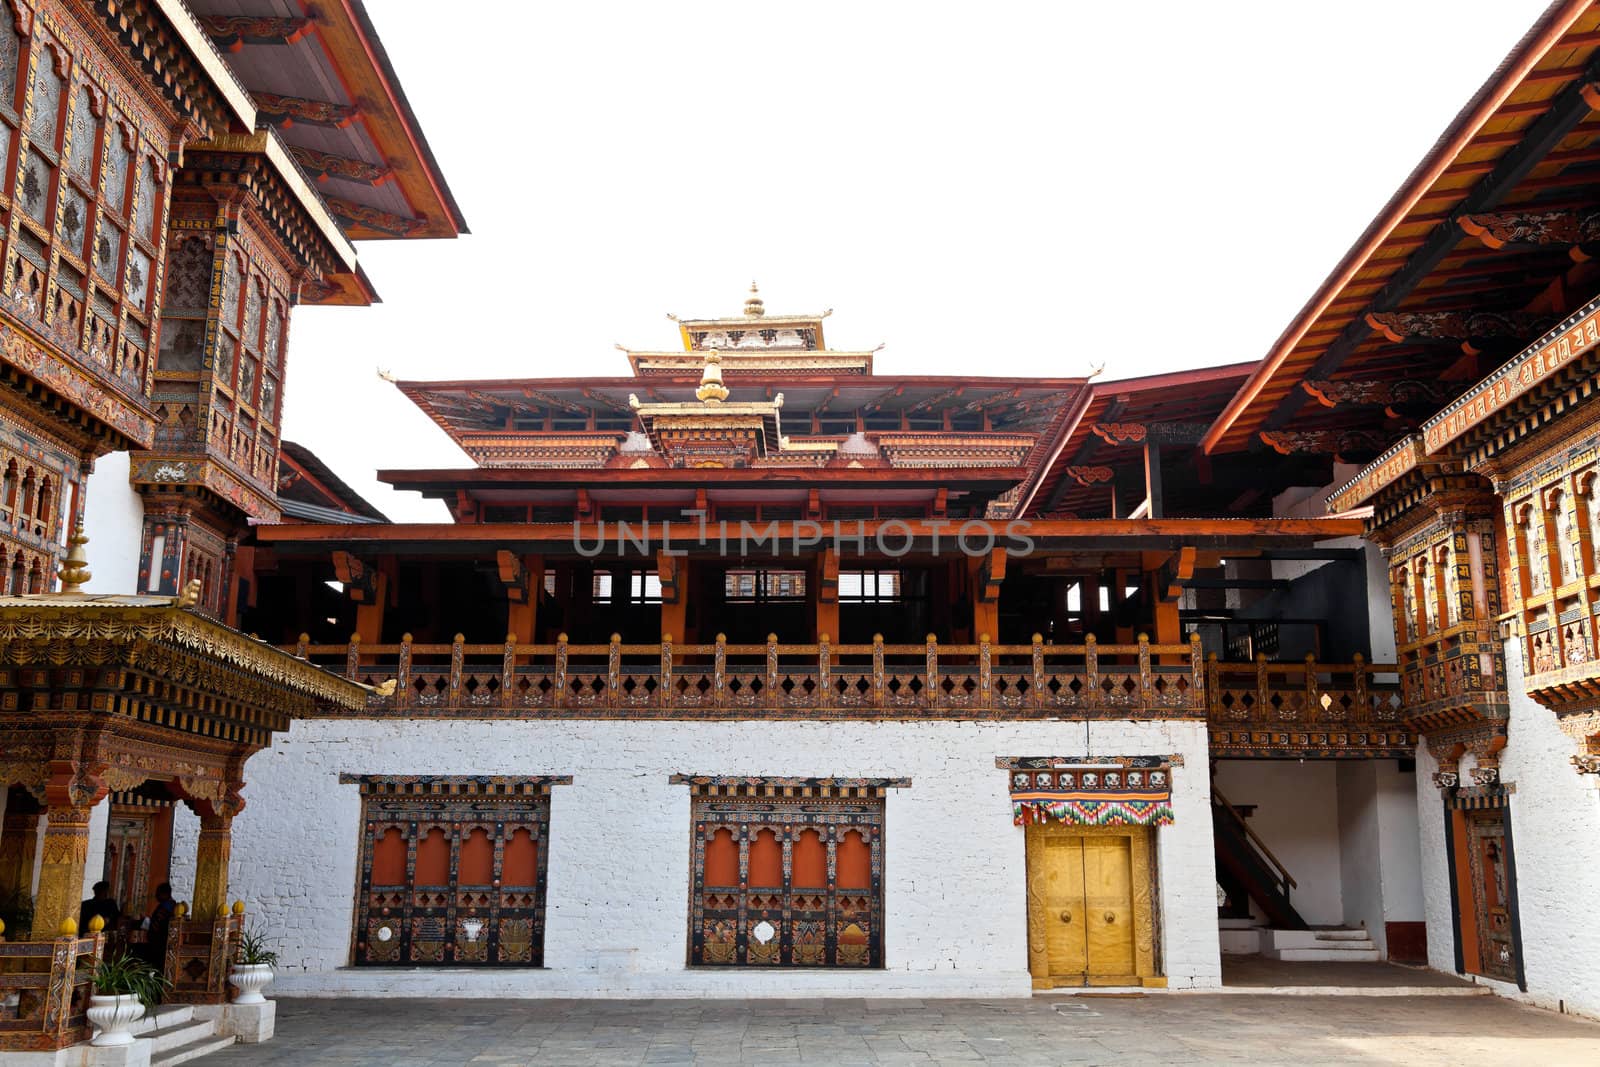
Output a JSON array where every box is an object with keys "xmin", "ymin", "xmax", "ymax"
[
  {"xmin": 202, "ymin": 15, "xmax": 312, "ymax": 51},
  {"xmin": 1301, "ymin": 378, "xmax": 1454, "ymax": 417},
  {"xmin": 288, "ymin": 145, "xmax": 392, "ymax": 187},
  {"xmin": 1224, "ymin": 57, "xmax": 1600, "ymax": 417},
  {"xmin": 1259, "ymin": 429, "xmax": 1392, "ymax": 464}
]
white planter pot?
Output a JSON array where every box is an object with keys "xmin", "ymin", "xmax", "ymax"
[
  {"xmin": 87, "ymin": 994, "xmax": 145, "ymax": 1047},
  {"xmin": 228, "ymin": 962, "xmax": 274, "ymax": 1005}
]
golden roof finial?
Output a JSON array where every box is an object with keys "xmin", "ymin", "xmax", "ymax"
[
  {"xmin": 57, "ymin": 522, "xmax": 91, "ymax": 594},
  {"xmin": 696, "ymin": 348, "xmax": 730, "ymax": 404},
  {"xmin": 743, "ymin": 281, "xmax": 765, "ymax": 318}
]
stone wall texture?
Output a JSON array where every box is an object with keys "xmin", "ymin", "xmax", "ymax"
[{"xmin": 176, "ymin": 717, "xmax": 1219, "ymax": 998}]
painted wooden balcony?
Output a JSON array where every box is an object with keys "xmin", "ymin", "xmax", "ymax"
[
  {"xmin": 290, "ymin": 633, "xmax": 1207, "ymax": 720},
  {"xmin": 288, "ymin": 635, "xmax": 1409, "ymax": 753},
  {"xmin": 1207, "ymin": 655, "xmax": 1411, "ymax": 758}
]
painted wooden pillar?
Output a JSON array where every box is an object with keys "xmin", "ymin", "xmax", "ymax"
[
  {"xmin": 815, "ymin": 548, "xmax": 839, "ymax": 643},
  {"xmin": 661, "ymin": 557, "xmax": 689, "ymax": 642},
  {"xmin": 190, "ymin": 814, "xmax": 233, "ymax": 922},
  {"xmin": 0, "ymin": 797, "xmax": 43, "ymax": 903},
  {"xmin": 507, "ymin": 555, "xmax": 543, "ymax": 642},
  {"xmin": 31, "ymin": 804, "xmax": 94, "ymax": 938}
]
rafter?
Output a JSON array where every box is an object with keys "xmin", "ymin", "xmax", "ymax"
[
  {"xmin": 1459, "ymin": 208, "xmax": 1600, "ymax": 261},
  {"xmin": 1363, "ymin": 310, "xmax": 1546, "ymax": 357},
  {"xmin": 1090, "ymin": 422, "xmax": 1210, "ymax": 446},
  {"xmin": 202, "ymin": 16, "xmax": 312, "ymax": 51},
  {"xmin": 253, "ymin": 92, "xmax": 358, "ymax": 129},
  {"xmin": 1253, "ymin": 57, "xmax": 1600, "ymax": 438},
  {"xmin": 288, "ymin": 146, "xmax": 392, "ymax": 187},
  {"xmin": 327, "ymin": 198, "xmax": 428, "ymax": 237},
  {"xmin": 1259, "ymin": 429, "xmax": 1391, "ymax": 463},
  {"xmin": 1301, "ymin": 378, "xmax": 1453, "ymax": 417}
]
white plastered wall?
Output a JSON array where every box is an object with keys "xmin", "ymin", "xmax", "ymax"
[
  {"xmin": 1415, "ymin": 643, "xmax": 1600, "ymax": 1018},
  {"xmin": 1211, "ymin": 759, "xmax": 1343, "ymax": 926},
  {"xmin": 80, "ymin": 450, "xmax": 143, "ymax": 595},
  {"xmin": 172, "ymin": 717, "xmax": 1220, "ymax": 998},
  {"xmin": 1335, "ymin": 760, "xmax": 1423, "ymax": 954}
]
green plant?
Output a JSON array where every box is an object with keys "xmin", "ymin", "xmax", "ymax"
[
  {"xmin": 93, "ymin": 952, "xmax": 169, "ymax": 1010},
  {"xmin": 234, "ymin": 925, "xmax": 279, "ymax": 968}
]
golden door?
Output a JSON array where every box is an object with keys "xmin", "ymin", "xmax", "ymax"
[{"xmin": 1025, "ymin": 825, "xmax": 1159, "ymax": 988}]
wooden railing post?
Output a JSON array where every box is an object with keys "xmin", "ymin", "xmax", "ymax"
[
  {"xmin": 1138, "ymin": 633, "xmax": 1153, "ymax": 707},
  {"xmin": 1085, "ymin": 634, "xmax": 1099, "ymax": 710},
  {"xmin": 554, "ymin": 633, "xmax": 568, "ymax": 709},
  {"xmin": 501, "ymin": 633, "xmax": 516, "ymax": 707},
  {"xmin": 397, "ymin": 633, "xmax": 413, "ymax": 709},
  {"xmin": 1354, "ymin": 652, "xmax": 1368, "ymax": 720},
  {"xmin": 766, "ymin": 633, "xmax": 779, "ymax": 704},
  {"xmin": 295, "ymin": 632, "xmax": 309, "ymax": 658},
  {"xmin": 1032, "ymin": 632, "xmax": 1046, "ymax": 709},
  {"xmin": 926, "ymin": 634, "xmax": 940, "ymax": 710},
  {"xmin": 817, "ymin": 633, "xmax": 831, "ymax": 710},
  {"xmin": 1255, "ymin": 653, "xmax": 1270, "ymax": 723},
  {"xmin": 1304, "ymin": 652, "xmax": 1319, "ymax": 722},
  {"xmin": 872, "ymin": 633, "xmax": 885, "ymax": 707},
  {"xmin": 449, "ymin": 633, "xmax": 465, "ymax": 705},
  {"xmin": 1189, "ymin": 632, "xmax": 1205, "ymax": 712},
  {"xmin": 714, "ymin": 633, "xmax": 727, "ymax": 707},
  {"xmin": 608, "ymin": 634, "xmax": 622, "ymax": 708},
  {"xmin": 979, "ymin": 633, "xmax": 992, "ymax": 707},
  {"xmin": 1206, "ymin": 652, "xmax": 1220, "ymax": 720},
  {"xmin": 345, "ymin": 633, "xmax": 360, "ymax": 678},
  {"xmin": 661, "ymin": 634, "xmax": 675, "ymax": 709}
]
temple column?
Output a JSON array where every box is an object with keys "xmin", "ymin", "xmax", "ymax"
[
  {"xmin": 190, "ymin": 813, "xmax": 233, "ymax": 921},
  {"xmin": 31, "ymin": 803, "xmax": 94, "ymax": 938},
  {"xmin": 0, "ymin": 792, "xmax": 44, "ymax": 903}
]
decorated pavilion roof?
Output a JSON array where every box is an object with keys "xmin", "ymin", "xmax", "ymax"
[
  {"xmin": 1202, "ymin": 1, "xmax": 1600, "ymax": 461},
  {"xmin": 1022, "ymin": 362, "xmax": 1257, "ymax": 518},
  {"xmin": 188, "ymin": 0, "xmax": 466, "ymax": 243},
  {"xmin": 279, "ymin": 441, "xmax": 389, "ymax": 523}
]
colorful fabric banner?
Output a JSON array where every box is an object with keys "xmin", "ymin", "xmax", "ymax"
[{"xmin": 1011, "ymin": 793, "xmax": 1174, "ymax": 827}]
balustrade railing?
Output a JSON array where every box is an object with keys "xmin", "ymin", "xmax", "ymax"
[
  {"xmin": 0, "ymin": 922, "xmax": 102, "ymax": 1052},
  {"xmin": 289, "ymin": 632, "xmax": 1207, "ymax": 717},
  {"xmin": 1205, "ymin": 653, "xmax": 1404, "ymax": 728}
]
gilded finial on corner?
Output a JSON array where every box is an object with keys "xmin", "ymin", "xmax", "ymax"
[
  {"xmin": 57, "ymin": 522, "xmax": 91, "ymax": 594},
  {"xmin": 743, "ymin": 281, "xmax": 765, "ymax": 318},
  {"xmin": 374, "ymin": 679, "xmax": 398, "ymax": 698},
  {"xmin": 696, "ymin": 349, "xmax": 729, "ymax": 403},
  {"xmin": 177, "ymin": 578, "xmax": 202, "ymax": 609}
]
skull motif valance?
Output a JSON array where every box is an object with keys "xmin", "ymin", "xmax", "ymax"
[{"xmin": 998, "ymin": 756, "xmax": 1178, "ymax": 827}]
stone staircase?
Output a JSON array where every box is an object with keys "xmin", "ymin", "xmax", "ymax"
[
  {"xmin": 1260, "ymin": 927, "xmax": 1382, "ymax": 962},
  {"xmin": 132, "ymin": 1005, "xmax": 236, "ymax": 1066}
]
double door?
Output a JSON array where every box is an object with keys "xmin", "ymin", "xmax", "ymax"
[{"xmin": 1025, "ymin": 825, "xmax": 1159, "ymax": 987}]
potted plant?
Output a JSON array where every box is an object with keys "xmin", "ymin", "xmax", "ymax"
[
  {"xmin": 88, "ymin": 951, "xmax": 168, "ymax": 1047},
  {"xmin": 229, "ymin": 925, "xmax": 279, "ymax": 1005}
]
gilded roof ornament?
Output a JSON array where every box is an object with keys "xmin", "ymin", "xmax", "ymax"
[
  {"xmin": 743, "ymin": 281, "xmax": 765, "ymax": 318},
  {"xmin": 696, "ymin": 349, "xmax": 730, "ymax": 404},
  {"xmin": 56, "ymin": 523, "xmax": 91, "ymax": 594}
]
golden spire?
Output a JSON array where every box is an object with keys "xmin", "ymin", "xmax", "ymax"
[
  {"xmin": 57, "ymin": 522, "xmax": 91, "ymax": 594},
  {"xmin": 743, "ymin": 281, "xmax": 765, "ymax": 318},
  {"xmin": 696, "ymin": 349, "xmax": 729, "ymax": 404}
]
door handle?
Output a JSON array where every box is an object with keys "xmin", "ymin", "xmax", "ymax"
[
  {"xmin": 1104, "ymin": 912, "xmax": 1116, "ymax": 924},
  {"xmin": 1059, "ymin": 910, "xmax": 1072, "ymax": 923}
]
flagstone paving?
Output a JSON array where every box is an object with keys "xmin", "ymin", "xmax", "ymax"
[{"xmin": 206, "ymin": 992, "xmax": 1600, "ymax": 1065}]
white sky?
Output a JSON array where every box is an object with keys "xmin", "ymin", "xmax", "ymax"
[{"xmin": 281, "ymin": 0, "xmax": 1558, "ymax": 523}]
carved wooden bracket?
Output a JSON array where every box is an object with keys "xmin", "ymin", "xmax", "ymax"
[
  {"xmin": 818, "ymin": 548, "xmax": 839, "ymax": 604},
  {"xmin": 1365, "ymin": 310, "xmax": 1545, "ymax": 357},
  {"xmin": 497, "ymin": 550, "xmax": 531, "ymax": 603},
  {"xmin": 657, "ymin": 552, "xmax": 681, "ymax": 604},
  {"xmin": 202, "ymin": 16, "xmax": 313, "ymax": 50},
  {"xmin": 1459, "ymin": 208, "xmax": 1600, "ymax": 261},
  {"xmin": 332, "ymin": 550, "xmax": 379, "ymax": 604},
  {"xmin": 1090, "ymin": 422, "xmax": 1210, "ymax": 446},
  {"xmin": 1302, "ymin": 378, "xmax": 1452, "ymax": 417},
  {"xmin": 1259, "ymin": 429, "xmax": 1390, "ymax": 462},
  {"xmin": 979, "ymin": 548, "xmax": 1007, "ymax": 603},
  {"xmin": 1063, "ymin": 465, "xmax": 1114, "ymax": 486}
]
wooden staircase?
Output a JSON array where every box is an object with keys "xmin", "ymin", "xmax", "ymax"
[{"xmin": 1212, "ymin": 789, "xmax": 1308, "ymax": 931}]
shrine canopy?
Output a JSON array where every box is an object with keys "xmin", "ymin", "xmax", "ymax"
[
  {"xmin": 1201, "ymin": 0, "xmax": 1600, "ymax": 465},
  {"xmin": 187, "ymin": 0, "xmax": 468, "ymax": 305},
  {"xmin": 0, "ymin": 534, "xmax": 371, "ymax": 850}
]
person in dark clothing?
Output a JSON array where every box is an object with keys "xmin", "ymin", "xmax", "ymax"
[
  {"xmin": 78, "ymin": 881, "xmax": 121, "ymax": 932},
  {"xmin": 137, "ymin": 882, "xmax": 177, "ymax": 969}
]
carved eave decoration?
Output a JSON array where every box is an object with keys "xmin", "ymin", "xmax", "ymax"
[
  {"xmin": 0, "ymin": 592, "xmax": 371, "ymax": 716},
  {"xmin": 455, "ymin": 432, "xmax": 628, "ymax": 470},
  {"xmin": 874, "ymin": 432, "xmax": 1033, "ymax": 469},
  {"xmin": 129, "ymin": 454, "xmax": 281, "ymax": 523},
  {"xmin": 93, "ymin": 0, "xmax": 254, "ymax": 139}
]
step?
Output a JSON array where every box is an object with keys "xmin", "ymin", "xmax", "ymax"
[
  {"xmin": 152, "ymin": 1034, "xmax": 236, "ymax": 1067},
  {"xmin": 1314, "ymin": 928, "xmax": 1375, "ymax": 941},
  {"xmin": 147, "ymin": 1018, "xmax": 222, "ymax": 1055},
  {"xmin": 131, "ymin": 1005, "xmax": 194, "ymax": 1035},
  {"xmin": 1263, "ymin": 928, "xmax": 1374, "ymax": 951},
  {"xmin": 1273, "ymin": 946, "xmax": 1384, "ymax": 962}
]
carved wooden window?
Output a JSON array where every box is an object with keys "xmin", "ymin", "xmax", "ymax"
[
  {"xmin": 156, "ymin": 234, "xmax": 214, "ymax": 374},
  {"xmin": 20, "ymin": 36, "xmax": 64, "ymax": 229},
  {"xmin": 1416, "ymin": 556, "xmax": 1436, "ymax": 635},
  {"xmin": 345, "ymin": 775, "xmax": 570, "ymax": 967},
  {"xmin": 678, "ymin": 776, "xmax": 904, "ymax": 968},
  {"xmin": 1518, "ymin": 504, "xmax": 1547, "ymax": 595},
  {"xmin": 1585, "ymin": 474, "xmax": 1600, "ymax": 573}
]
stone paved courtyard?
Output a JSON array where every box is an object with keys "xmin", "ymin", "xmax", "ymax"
[{"xmin": 203, "ymin": 993, "xmax": 1600, "ymax": 1065}]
